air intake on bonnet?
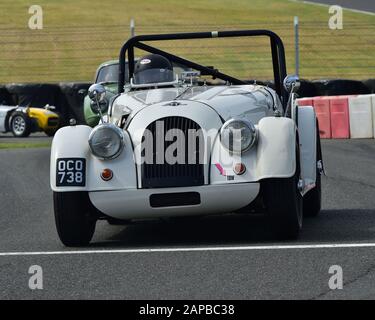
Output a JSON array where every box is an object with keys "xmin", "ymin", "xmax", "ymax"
[{"xmin": 141, "ymin": 116, "xmax": 204, "ymax": 188}]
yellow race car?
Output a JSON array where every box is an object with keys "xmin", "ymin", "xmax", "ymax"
[{"xmin": 0, "ymin": 104, "xmax": 60, "ymax": 137}]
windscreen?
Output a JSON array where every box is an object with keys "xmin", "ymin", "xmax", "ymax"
[{"xmin": 96, "ymin": 63, "xmax": 120, "ymax": 83}]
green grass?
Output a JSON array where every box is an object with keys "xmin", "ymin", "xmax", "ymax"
[
  {"xmin": 0, "ymin": 0, "xmax": 374, "ymax": 82},
  {"xmin": 0, "ymin": 142, "xmax": 51, "ymax": 149}
]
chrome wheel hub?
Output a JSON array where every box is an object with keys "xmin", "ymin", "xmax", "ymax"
[{"xmin": 12, "ymin": 116, "xmax": 26, "ymax": 135}]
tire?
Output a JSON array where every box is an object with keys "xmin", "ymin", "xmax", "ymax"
[
  {"xmin": 303, "ymin": 126, "xmax": 322, "ymax": 217},
  {"xmin": 53, "ymin": 192, "xmax": 97, "ymax": 246},
  {"xmin": 10, "ymin": 111, "xmax": 31, "ymax": 137},
  {"xmin": 262, "ymin": 146, "xmax": 303, "ymax": 240}
]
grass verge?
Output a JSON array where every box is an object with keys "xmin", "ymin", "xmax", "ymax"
[
  {"xmin": 0, "ymin": 142, "xmax": 51, "ymax": 149},
  {"xmin": 0, "ymin": 0, "xmax": 374, "ymax": 81}
]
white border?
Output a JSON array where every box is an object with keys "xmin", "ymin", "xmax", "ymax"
[{"xmin": 1, "ymin": 242, "xmax": 375, "ymax": 256}]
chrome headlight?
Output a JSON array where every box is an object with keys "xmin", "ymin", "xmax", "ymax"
[
  {"xmin": 220, "ymin": 119, "xmax": 257, "ymax": 153},
  {"xmin": 88, "ymin": 123, "xmax": 124, "ymax": 159}
]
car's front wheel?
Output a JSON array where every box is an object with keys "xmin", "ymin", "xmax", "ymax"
[
  {"xmin": 54, "ymin": 192, "xmax": 97, "ymax": 246},
  {"xmin": 262, "ymin": 149, "xmax": 303, "ymax": 240}
]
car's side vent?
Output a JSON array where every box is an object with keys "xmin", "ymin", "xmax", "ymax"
[{"xmin": 141, "ymin": 116, "xmax": 204, "ymax": 188}]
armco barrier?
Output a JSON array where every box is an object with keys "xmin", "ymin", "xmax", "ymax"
[
  {"xmin": 329, "ymin": 96, "xmax": 350, "ymax": 139},
  {"xmin": 348, "ymin": 95, "xmax": 374, "ymax": 139},
  {"xmin": 372, "ymin": 95, "xmax": 375, "ymax": 138}
]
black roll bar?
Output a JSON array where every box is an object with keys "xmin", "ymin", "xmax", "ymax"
[{"xmin": 118, "ymin": 30, "xmax": 288, "ymax": 108}]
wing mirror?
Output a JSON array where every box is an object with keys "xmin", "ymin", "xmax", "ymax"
[
  {"xmin": 88, "ymin": 84, "xmax": 107, "ymax": 122},
  {"xmin": 88, "ymin": 84, "xmax": 106, "ymax": 103},
  {"xmin": 283, "ymin": 75, "xmax": 300, "ymax": 93}
]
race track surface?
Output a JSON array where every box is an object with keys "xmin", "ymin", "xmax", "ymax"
[
  {"xmin": 299, "ymin": 0, "xmax": 375, "ymax": 13},
  {"xmin": 0, "ymin": 140, "xmax": 375, "ymax": 299}
]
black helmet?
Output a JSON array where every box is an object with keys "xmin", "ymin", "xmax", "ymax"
[{"xmin": 133, "ymin": 54, "xmax": 174, "ymax": 85}]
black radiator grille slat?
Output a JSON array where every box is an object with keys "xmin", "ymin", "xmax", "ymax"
[{"xmin": 141, "ymin": 116, "xmax": 204, "ymax": 188}]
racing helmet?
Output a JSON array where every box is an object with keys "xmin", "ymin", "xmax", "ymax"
[{"xmin": 133, "ymin": 54, "xmax": 174, "ymax": 85}]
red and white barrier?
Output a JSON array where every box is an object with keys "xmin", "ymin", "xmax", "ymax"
[
  {"xmin": 330, "ymin": 96, "xmax": 350, "ymax": 139},
  {"xmin": 313, "ymin": 97, "xmax": 331, "ymax": 139},
  {"xmin": 297, "ymin": 94, "xmax": 374, "ymax": 139},
  {"xmin": 348, "ymin": 95, "xmax": 373, "ymax": 139}
]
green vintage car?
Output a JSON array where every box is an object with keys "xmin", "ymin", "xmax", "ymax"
[
  {"xmin": 83, "ymin": 60, "xmax": 121, "ymax": 127},
  {"xmin": 84, "ymin": 60, "xmax": 191, "ymax": 126}
]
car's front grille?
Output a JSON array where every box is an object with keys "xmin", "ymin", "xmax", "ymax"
[{"xmin": 141, "ymin": 116, "xmax": 204, "ymax": 188}]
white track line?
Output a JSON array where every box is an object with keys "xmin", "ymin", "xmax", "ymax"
[
  {"xmin": 1, "ymin": 242, "xmax": 375, "ymax": 256},
  {"xmin": 289, "ymin": 0, "xmax": 375, "ymax": 16}
]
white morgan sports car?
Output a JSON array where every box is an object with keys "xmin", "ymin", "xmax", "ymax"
[{"xmin": 50, "ymin": 30, "xmax": 323, "ymax": 246}]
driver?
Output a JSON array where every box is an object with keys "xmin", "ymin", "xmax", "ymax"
[{"xmin": 133, "ymin": 54, "xmax": 174, "ymax": 85}]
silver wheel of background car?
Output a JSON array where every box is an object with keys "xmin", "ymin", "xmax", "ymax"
[
  {"xmin": 12, "ymin": 116, "xmax": 26, "ymax": 135},
  {"xmin": 10, "ymin": 111, "xmax": 31, "ymax": 137}
]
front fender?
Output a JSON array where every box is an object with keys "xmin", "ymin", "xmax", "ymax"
[
  {"xmin": 50, "ymin": 125, "xmax": 137, "ymax": 192},
  {"xmin": 297, "ymin": 106, "xmax": 317, "ymax": 193},
  {"xmin": 210, "ymin": 117, "xmax": 297, "ymax": 183}
]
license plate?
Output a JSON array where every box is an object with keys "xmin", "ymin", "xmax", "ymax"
[{"xmin": 56, "ymin": 158, "xmax": 86, "ymax": 187}]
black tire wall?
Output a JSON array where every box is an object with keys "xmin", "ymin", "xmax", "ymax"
[
  {"xmin": 58, "ymin": 82, "xmax": 91, "ymax": 125},
  {"xmin": 363, "ymin": 79, "xmax": 375, "ymax": 94},
  {"xmin": 312, "ymin": 79, "xmax": 371, "ymax": 96},
  {"xmin": 5, "ymin": 83, "xmax": 62, "ymax": 109},
  {"xmin": 2, "ymin": 83, "xmax": 90, "ymax": 126},
  {"xmin": 0, "ymin": 85, "xmax": 15, "ymax": 105}
]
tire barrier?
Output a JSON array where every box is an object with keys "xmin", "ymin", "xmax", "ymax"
[
  {"xmin": 58, "ymin": 82, "xmax": 91, "ymax": 125},
  {"xmin": 0, "ymin": 82, "xmax": 90, "ymax": 127},
  {"xmin": 298, "ymin": 79, "xmax": 320, "ymax": 98},
  {"xmin": 0, "ymin": 85, "xmax": 14, "ymax": 105},
  {"xmin": 298, "ymin": 94, "xmax": 375, "ymax": 139},
  {"xmin": 5, "ymin": 83, "xmax": 61, "ymax": 109},
  {"xmin": 363, "ymin": 79, "xmax": 375, "ymax": 94},
  {"xmin": 312, "ymin": 79, "xmax": 371, "ymax": 96}
]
